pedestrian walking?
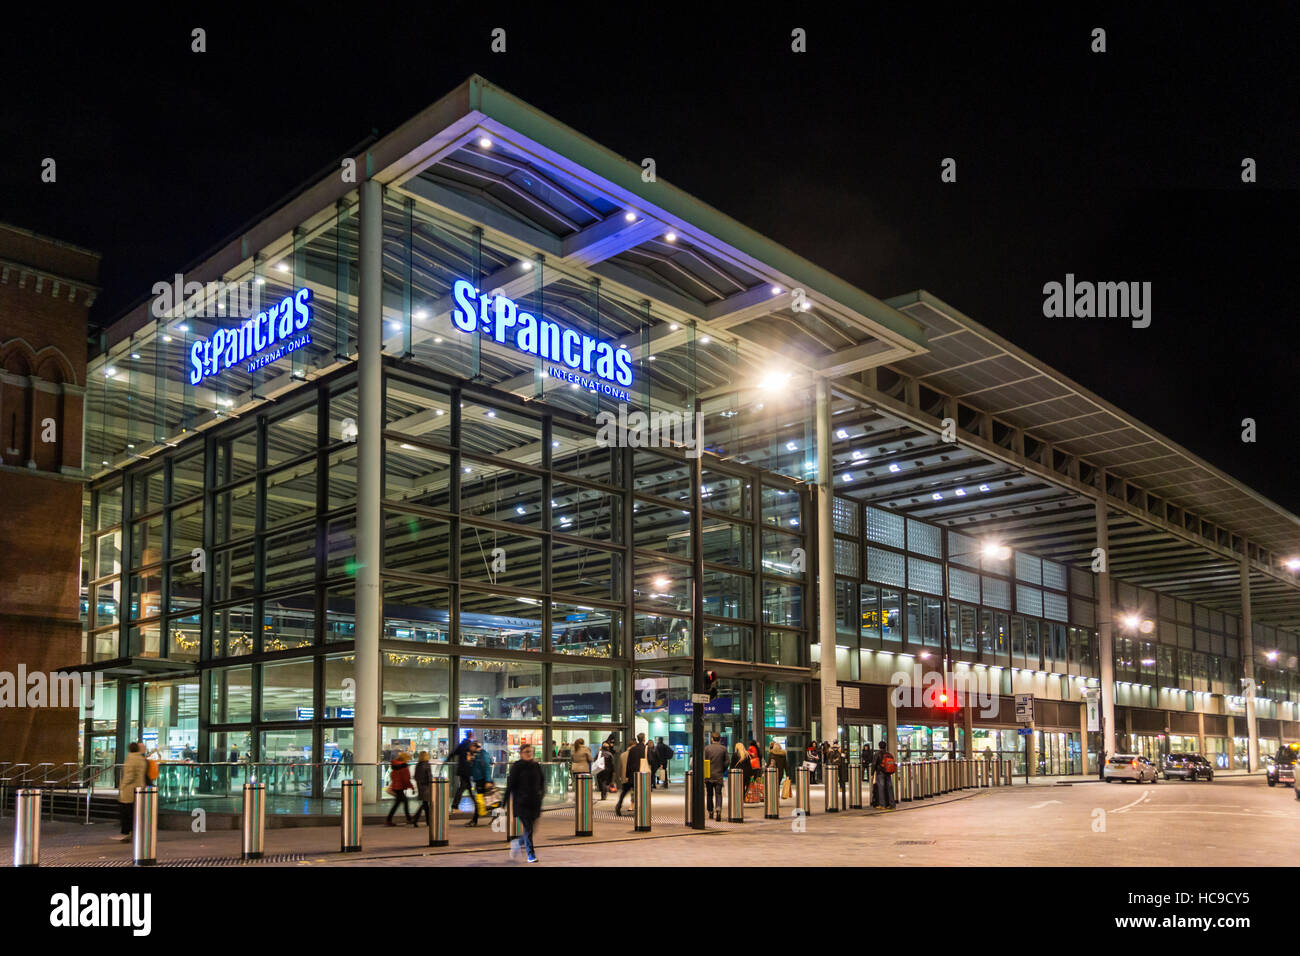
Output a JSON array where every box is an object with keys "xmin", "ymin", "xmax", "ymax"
[
  {"xmin": 505, "ymin": 742, "xmax": 545, "ymax": 863},
  {"xmin": 704, "ymin": 733, "xmax": 728, "ymax": 820},
  {"xmin": 385, "ymin": 752, "xmax": 414, "ymax": 825},
  {"xmin": 828, "ymin": 741, "xmax": 848, "ymax": 806},
  {"xmin": 465, "ymin": 742, "xmax": 493, "ymax": 826},
  {"xmin": 594, "ymin": 740, "xmax": 615, "ymax": 798},
  {"xmin": 615, "ymin": 734, "xmax": 650, "ymax": 816},
  {"xmin": 872, "ymin": 741, "xmax": 898, "ymax": 809},
  {"xmin": 733, "ymin": 741, "xmax": 752, "ymax": 786},
  {"xmin": 647, "ymin": 735, "xmax": 663, "ymax": 790},
  {"xmin": 449, "ymin": 730, "xmax": 476, "ymax": 814},
  {"xmin": 655, "ymin": 737, "xmax": 673, "ymax": 788},
  {"xmin": 115, "ymin": 742, "xmax": 148, "ymax": 841},
  {"xmin": 411, "ymin": 751, "xmax": 433, "ymax": 826}
]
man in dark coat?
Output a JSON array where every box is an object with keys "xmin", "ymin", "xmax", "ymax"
[
  {"xmin": 505, "ymin": 743, "xmax": 545, "ymax": 863},
  {"xmin": 615, "ymin": 734, "xmax": 649, "ymax": 816},
  {"xmin": 449, "ymin": 730, "xmax": 476, "ymax": 813}
]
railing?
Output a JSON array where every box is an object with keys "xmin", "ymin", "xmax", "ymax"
[{"xmin": 60, "ymin": 759, "xmax": 574, "ymax": 815}]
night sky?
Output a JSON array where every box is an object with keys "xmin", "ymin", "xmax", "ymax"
[{"xmin": 3, "ymin": 6, "xmax": 1297, "ymax": 511}]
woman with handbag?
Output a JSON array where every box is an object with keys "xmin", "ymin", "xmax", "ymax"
[{"xmin": 411, "ymin": 751, "xmax": 433, "ymax": 826}]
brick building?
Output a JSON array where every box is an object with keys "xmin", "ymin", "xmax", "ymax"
[{"xmin": 0, "ymin": 223, "xmax": 100, "ymax": 764}]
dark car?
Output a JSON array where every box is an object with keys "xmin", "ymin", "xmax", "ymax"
[
  {"xmin": 1266, "ymin": 745, "xmax": 1297, "ymax": 787},
  {"xmin": 1163, "ymin": 753, "xmax": 1214, "ymax": 781}
]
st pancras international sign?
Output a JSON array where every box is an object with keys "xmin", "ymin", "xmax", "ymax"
[
  {"xmin": 188, "ymin": 288, "xmax": 314, "ymax": 385},
  {"xmin": 451, "ymin": 279, "xmax": 634, "ymax": 400}
]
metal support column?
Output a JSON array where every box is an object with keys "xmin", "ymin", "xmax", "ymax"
[
  {"xmin": 1241, "ymin": 551, "xmax": 1259, "ymax": 772},
  {"xmin": 354, "ymin": 177, "xmax": 384, "ymax": 778},
  {"xmin": 815, "ymin": 378, "xmax": 839, "ymax": 750},
  {"xmin": 1096, "ymin": 494, "xmax": 1117, "ymax": 757}
]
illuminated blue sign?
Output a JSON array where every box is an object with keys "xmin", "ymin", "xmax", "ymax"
[
  {"xmin": 188, "ymin": 288, "xmax": 313, "ymax": 385},
  {"xmin": 451, "ymin": 279, "xmax": 633, "ymax": 397}
]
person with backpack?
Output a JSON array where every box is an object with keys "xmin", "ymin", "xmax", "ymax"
[
  {"xmin": 655, "ymin": 737, "xmax": 673, "ymax": 788},
  {"xmin": 872, "ymin": 742, "xmax": 898, "ymax": 809},
  {"xmin": 594, "ymin": 740, "xmax": 616, "ymax": 798},
  {"xmin": 465, "ymin": 742, "xmax": 493, "ymax": 826},
  {"xmin": 385, "ymin": 752, "xmax": 414, "ymax": 825}
]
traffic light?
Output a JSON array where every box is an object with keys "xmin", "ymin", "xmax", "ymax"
[{"xmin": 704, "ymin": 669, "xmax": 719, "ymax": 701}]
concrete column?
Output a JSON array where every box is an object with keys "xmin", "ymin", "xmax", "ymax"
[
  {"xmin": 1080, "ymin": 699, "xmax": 1090, "ymax": 775},
  {"xmin": 815, "ymin": 377, "xmax": 839, "ymax": 747},
  {"xmin": 1240, "ymin": 552, "xmax": 1259, "ymax": 772},
  {"xmin": 353, "ymin": 178, "xmax": 383, "ymax": 776},
  {"xmin": 1095, "ymin": 495, "xmax": 1116, "ymax": 755}
]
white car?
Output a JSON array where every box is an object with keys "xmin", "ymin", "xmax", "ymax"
[{"xmin": 1104, "ymin": 754, "xmax": 1159, "ymax": 783}]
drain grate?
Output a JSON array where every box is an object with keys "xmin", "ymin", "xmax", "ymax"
[
  {"xmin": 894, "ymin": 840, "xmax": 936, "ymax": 846},
  {"xmin": 45, "ymin": 852, "xmax": 307, "ymax": 868}
]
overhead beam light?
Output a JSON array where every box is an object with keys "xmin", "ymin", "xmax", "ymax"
[
  {"xmin": 835, "ymin": 428, "xmax": 849, "ymax": 440},
  {"xmin": 478, "ymin": 136, "xmax": 492, "ymax": 148},
  {"xmin": 981, "ymin": 541, "xmax": 1011, "ymax": 561},
  {"xmin": 1286, "ymin": 558, "xmax": 1300, "ymax": 571},
  {"xmin": 888, "ymin": 463, "xmax": 900, "ymax": 473}
]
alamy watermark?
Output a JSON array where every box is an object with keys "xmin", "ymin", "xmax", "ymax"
[
  {"xmin": 0, "ymin": 667, "xmax": 104, "ymax": 708},
  {"xmin": 595, "ymin": 402, "xmax": 704, "ymax": 459},
  {"xmin": 150, "ymin": 273, "xmax": 263, "ymax": 320},
  {"xmin": 1042, "ymin": 274, "xmax": 1151, "ymax": 328},
  {"xmin": 889, "ymin": 665, "xmax": 999, "ymax": 718}
]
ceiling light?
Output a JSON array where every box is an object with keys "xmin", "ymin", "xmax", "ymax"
[
  {"xmin": 255, "ymin": 277, "xmax": 265, "ymax": 285},
  {"xmin": 624, "ymin": 211, "xmax": 637, "ymax": 222},
  {"xmin": 699, "ymin": 335, "xmax": 711, "ymax": 344},
  {"xmin": 888, "ymin": 463, "xmax": 900, "ymax": 473},
  {"xmin": 522, "ymin": 261, "xmax": 533, "ymax": 271},
  {"xmin": 435, "ymin": 409, "xmax": 444, "ymax": 416},
  {"xmin": 771, "ymin": 285, "xmax": 782, "ymax": 295},
  {"xmin": 981, "ymin": 541, "xmax": 1011, "ymax": 561},
  {"xmin": 648, "ymin": 356, "xmax": 656, "ymax": 362},
  {"xmin": 669, "ymin": 322, "xmax": 679, "ymax": 331},
  {"xmin": 1286, "ymin": 558, "xmax": 1300, "ymax": 572},
  {"xmin": 954, "ymin": 488, "xmax": 966, "ymax": 496},
  {"xmin": 932, "ymin": 492, "xmax": 943, "ymax": 501},
  {"xmin": 852, "ymin": 450, "xmax": 864, "ymax": 460},
  {"xmin": 485, "ymin": 410, "xmax": 496, "ymax": 418},
  {"xmin": 413, "ymin": 309, "xmax": 428, "ymax": 320},
  {"xmin": 516, "ymin": 506, "xmax": 526, "ymax": 515},
  {"xmin": 653, "ymin": 576, "xmax": 671, "ymax": 590},
  {"xmin": 162, "ymin": 335, "xmax": 172, "ymax": 343},
  {"xmin": 664, "ymin": 232, "xmax": 677, "ymax": 243},
  {"xmin": 843, "ymin": 472, "xmax": 854, "ymax": 482},
  {"xmin": 786, "ymin": 441, "xmax": 797, "ymax": 451},
  {"xmin": 464, "ymin": 466, "xmax": 472, "ymax": 474},
  {"xmin": 130, "ymin": 353, "xmax": 141, "ymax": 360},
  {"xmin": 105, "ymin": 368, "xmax": 117, "ymax": 377},
  {"xmin": 835, "ymin": 428, "xmax": 849, "ymax": 440},
  {"xmin": 275, "ymin": 262, "xmax": 289, "ymax": 273},
  {"xmin": 177, "ymin": 324, "xmax": 190, "ymax": 332},
  {"xmin": 478, "ymin": 137, "xmax": 492, "ymax": 148},
  {"xmin": 979, "ymin": 484, "xmax": 990, "ymax": 492}
]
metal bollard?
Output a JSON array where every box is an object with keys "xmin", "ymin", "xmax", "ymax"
[
  {"xmin": 848, "ymin": 760, "xmax": 863, "ymax": 809},
  {"xmin": 505, "ymin": 794, "xmax": 523, "ymax": 842},
  {"xmin": 895, "ymin": 764, "xmax": 906, "ymax": 802},
  {"xmin": 13, "ymin": 789, "xmax": 40, "ymax": 867},
  {"xmin": 1003, "ymin": 759, "xmax": 1012, "ymax": 786},
  {"xmin": 795, "ymin": 766, "xmax": 811, "ymax": 815},
  {"xmin": 764, "ymin": 765, "xmax": 780, "ymax": 819},
  {"xmin": 241, "ymin": 782, "xmax": 265, "ymax": 860},
  {"xmin": 727, "ymin": 768, "xmax": 746, "ymax": 823},
  {"xmin": 634, "ymin": 771, "xmax": 652, "ymax": 832},
  {"xmin": 133, "ymin": 786, "xmax": 158, "ymax": 867},
  {"xmin": 428, "ymin": 776, "xmax": 449, "ymax": 847},
  {"xmin": 684, "ymin": 770, "xmax": 694, "ymax": 827},
  {"xmin": 825, "ymin": 763, "xmax": 841, "ymax": 812},
  {"xmin": 574, "ymin": 772, "xmax": 593, "ymax": 837},
  {"xmin": 924, "ymin": 761, "xmax": 934, "ymax": 798},
  {"xmin": 340, "ymin": 779, "xmax": 363, "ymax": 852},
  {"xmin": 944, "ymin": 759, "xmax": 952, "ymax": 793}
]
